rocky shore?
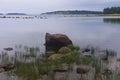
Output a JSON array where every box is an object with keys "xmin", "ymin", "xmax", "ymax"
[{"xmin": 0, "ymin": 33, "xmax": 119, "ymax": 80}]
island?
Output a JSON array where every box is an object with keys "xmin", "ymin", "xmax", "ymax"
[
  {"xmin": 6, "ymin": 13, "xmax": 27, "ymax": 15},
  {"xmin": 0, "ymin": 13, "xmax": 3, "ymax": 15},
  {"xmin": 41, "ymin": 10, "xmax": 102, "ymax": 15}
]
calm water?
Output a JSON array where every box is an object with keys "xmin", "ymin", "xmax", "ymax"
[{"xmin": 0, "ymin": 16, "xmax": 120, "ymax": 56}]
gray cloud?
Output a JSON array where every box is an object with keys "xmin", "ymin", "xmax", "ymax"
[{"xmin": 0, "ymin": 0, "xmax": 120, "ymax": 14}]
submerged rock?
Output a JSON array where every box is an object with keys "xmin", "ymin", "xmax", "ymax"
[
  {"xmin": 0, "ymin": 63, "xmax": 14, "ymax": 71},
  {"xmin": 45, "ymin": 33, "xmax": 73, "ymax": 52},
  {"xmin": 117, "ymin": 58, "xmax": 120, "ymax": 61},
  {"xmin": 23, "ymin": 54, "xmax": 36, "ymax": 58},
  {"xmin": 53, "ymin": 69, "xmax": 68, "ymax": 72},
  {"xmin": 102, "ymin": 68, "xmax": 112, "ymax": 75},
  {"xmin": 101, "ymin": 56, "xmax": 108, "ymax": 61}
]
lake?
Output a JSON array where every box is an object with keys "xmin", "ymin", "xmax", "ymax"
[{"xmin": 0, "ymin": 15, "xmax": 120, "ymax": 56}]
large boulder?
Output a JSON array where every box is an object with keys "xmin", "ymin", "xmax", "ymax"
[{"xmin": 45, "ymin": 33, "xmax": 73, "ymax": 52}]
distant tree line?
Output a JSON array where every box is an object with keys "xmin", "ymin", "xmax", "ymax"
[
  {"xmin": 103, "ymin": 7, "xmax": 120, "ymax": 14},
  {"xmin": 42, "ymin": 10, "xmax": 102, "ymax": 15},
  {"xmin": 0, "ymin": 13, "xmax": 3, "ymax": 15},
  {"xmin": 6, "ymin": 13, "xmax": 27, "ymax": 15}
]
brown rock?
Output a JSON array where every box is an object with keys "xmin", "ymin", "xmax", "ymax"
[
  {"xmin": 45, "ymin": 33, "xmax": 73, "ymax": 52},
  {"xmin": 76, "ymin": 65, "xmax": 90, "ymax": 74},
  {"xmin": 48, "ymin": 54, "xmax": 64, "ymax": 60},
  {"xmin": 58, "ymin": 47, "xmax": 71, "ymax": 54},
  {"xmin": 0, "ymin": 68, "xmax": 4, "ymax": 73},
  {"xmin": 0, "ymin": 63, "xmax": 14, "ymax": 71}
]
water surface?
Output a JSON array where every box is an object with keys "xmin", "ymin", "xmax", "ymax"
[{"xmin": 0, "ymin": 16, "xmax": 120, "ymax": 56}]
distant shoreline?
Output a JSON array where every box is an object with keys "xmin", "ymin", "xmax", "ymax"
[
  {"xmin": 99, "ymin": 14, "xmax": 120, "ymax": 16},
  {"xmin": 0, "ymin": 14, "xmax": 120, "ymax": 20}
]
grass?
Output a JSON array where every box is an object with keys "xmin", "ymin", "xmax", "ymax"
[
  {"xmin": 105, "ymin": 49, "xmax": 117, "ymax": 57},
  {"xmin": 100, "ymin": 14, "xmax": 120, "ymax": 16},
  {"xmin": 15, "ymin": 61, "xmax": 41, "ymax": 80}
]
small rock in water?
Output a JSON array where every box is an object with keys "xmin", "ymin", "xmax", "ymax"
[
  {"xmin": 82, "ymin": 48, "xmax": 90, "ymax": 53},
  {"xmin": 4, "ymin": 47, "xmax": 13, "ymax": 51},
  {"xmin": 76, "ymin": 65, "xmax": 90, "ymax": 74},
  {"xmin": 0, "ymin": 63, "xmax": 14, "ymax": 71}
]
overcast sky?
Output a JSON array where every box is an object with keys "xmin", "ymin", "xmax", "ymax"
[{"xmin": 0, "ymin": 0, "xmax": 120, "ymax": 14}]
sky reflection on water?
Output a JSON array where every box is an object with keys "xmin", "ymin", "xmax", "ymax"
[{"xmin": 0, "ymin": 16, "xmax": 120, "ymax": 56}]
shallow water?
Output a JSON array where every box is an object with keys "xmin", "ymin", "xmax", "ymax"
[
  {"xmin": 0, "ymin": 15, "xmax": 120, "ymax": 56},
  {"xmin": 0, "ymin": 73, "xmax": 7, "ymax": 80}
]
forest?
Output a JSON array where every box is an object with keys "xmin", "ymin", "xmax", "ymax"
[{"xmin": 103, "ymin": 7, "xmax": 120, "ymax": 14}]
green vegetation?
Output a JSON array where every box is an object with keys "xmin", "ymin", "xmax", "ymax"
[
  {"xmin": 101, "ymin": 6, "xmax": 120, "ymax": 16},
  {"xmin": 0, "ymin": 45, "xmax": 119, "ymax": 80},
  {"xmin": 105, "ymin": 49, "xmax": 117, "ymax": 57},
  {"xmin": 13, "ymin": 45, "xmax": 81, "ymax": 79},
  {"xmin": 100, "ymin": 14, "xmax": 120, "ymax": 16},
  {"xmin": 103, "ymin": 7, "xmax": 120, "ymax": 14},
  {"xmin": 15, "ymin": 61, "xmax": 40, "ymax": 80}
]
